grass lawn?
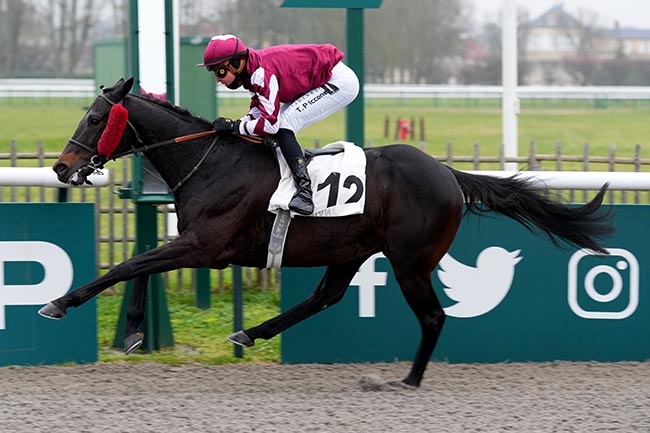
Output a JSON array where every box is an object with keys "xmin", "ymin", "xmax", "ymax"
[
  {"xmin": 3, "ymin": 97, "xmax": 649, "ymax": 160},
  {"xmin": 98, "ymin": 288, "xmax": 281, "ymax": 364},
  {"xmin": 216, "ymin": 98, "xmax": 650, "ymax": 160}
]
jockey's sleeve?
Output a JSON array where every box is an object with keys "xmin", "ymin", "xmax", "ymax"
[
  {"xmin": 236, "ymin": 68, "xmax": 280, "ymax": 137},
  {"xmin": 240, "ymin": 107, "xmax": 261, "ymax": 122}
]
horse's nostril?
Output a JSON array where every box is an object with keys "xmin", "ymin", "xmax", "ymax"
[{"xmin": 52, "ymin": 162, "xmax": 68, "ymax": 175}]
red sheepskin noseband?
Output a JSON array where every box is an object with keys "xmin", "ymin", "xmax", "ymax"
[{"xmin": 97, "ymin": 103, "xmax": 128, "ymax": 158}]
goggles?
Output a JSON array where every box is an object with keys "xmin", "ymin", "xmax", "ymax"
[{"xmin": 207, "ymin": 62, "xmax": 229, "ymax": 79}]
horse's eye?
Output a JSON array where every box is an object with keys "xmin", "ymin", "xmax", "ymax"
[{"xmin": 88, "ymin": 116, "xmax": 100, "ymax": 125}]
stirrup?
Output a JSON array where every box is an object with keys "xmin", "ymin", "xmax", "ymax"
[{"xmin": 289, "ymin": 192, "xmax": 314, "ymax": 215}]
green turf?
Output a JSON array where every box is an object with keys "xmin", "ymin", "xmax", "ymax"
[{"xmin": 98, "ymin": 288, "xmax": 280, "ymax": 364}]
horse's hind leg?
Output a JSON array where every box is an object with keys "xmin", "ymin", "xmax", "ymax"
[
  {"xmin": 230, "ymin": 257, "xmax": 368, "ymax": 347},
  {"xmin": 394, "ymin": 269, "xmax": 445, "ymax": 388}
]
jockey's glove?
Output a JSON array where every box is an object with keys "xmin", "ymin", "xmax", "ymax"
[
  {"xmin": 262, "ymin": 136, "xmax": 279, "ymax": 149},
  {"xmin": 212, "ymin": 117, "xmax": 240, "ymax": 134}
]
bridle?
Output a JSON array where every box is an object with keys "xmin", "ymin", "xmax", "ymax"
[
  {"xmin": 67, "ymin": 93, "xmax": 218, "ymax": 191},
  {"xmin": 67, "ymin": 91, "xmax": 264, "ymax": 191},
  {"xmin": 67, "ymin": 93, "xmax": 145, "ymax": 185}
]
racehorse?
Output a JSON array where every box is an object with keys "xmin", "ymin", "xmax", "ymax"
[{"xmin": 40, "ymin": 78, "xmax": 614, "ymax": 388}]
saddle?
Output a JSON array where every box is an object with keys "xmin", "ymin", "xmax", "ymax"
[{"xmin": 303, "ymin": 146, "xmax": 344, "ymax": 164}]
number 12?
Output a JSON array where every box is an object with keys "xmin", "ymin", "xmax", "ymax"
[{"xmin": 317, "ymin": 172, "xmax": 364, "ymax": 208}]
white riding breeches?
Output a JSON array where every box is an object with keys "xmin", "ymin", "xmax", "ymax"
[{"xmin": 278, "ymin": 62, "xmax": 360, "ymax": 134}]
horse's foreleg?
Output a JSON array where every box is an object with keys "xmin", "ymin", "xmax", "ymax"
[
  {"xmin": 38, "ymin": 238, "xmax": 200, "ymax": 320},
  {"xmin": 229, "ymin": 258, "xmax": 368, "ymax": 347}
]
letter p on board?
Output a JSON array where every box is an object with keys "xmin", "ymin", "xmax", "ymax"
[{"xmin": 0, "ymin": 241, "xmax": 73, "ymax": 329}]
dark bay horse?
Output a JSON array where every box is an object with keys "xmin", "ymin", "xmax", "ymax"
[{"xmin": 40, "ymin": 78, "xmax": 613, "ymax": 387}]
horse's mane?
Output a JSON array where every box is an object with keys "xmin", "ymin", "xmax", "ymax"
[{"xmin": 130, "ymin": 93, "xmax": 212, "ymax": 127}]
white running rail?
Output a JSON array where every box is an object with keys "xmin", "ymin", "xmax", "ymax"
[{"xmin": 466, "ymin": 171, "xmax": 650, "ymax": 190}]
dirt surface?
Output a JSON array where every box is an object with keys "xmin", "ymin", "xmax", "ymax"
[{"xmin": 1, "ymin": 361, "xmax": 649, "ymax": 433}]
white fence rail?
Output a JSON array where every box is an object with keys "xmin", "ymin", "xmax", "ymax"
[
  {"xmin": 0, "ymin": 167, "xmax": 110, "ymax": 187},
  {"xmin": 1, "ymin": 167, "xmax": 643, "ymax": 191},
  {"xmin": 468, "ymin": 171, "xmax": 650, "ymax": 190},
  {"xmin": 2, "ymin": 79, "xmax": 650, "ymax": 100},
  {"xmin": 220, "ymin": 84, "xmax": 650, "ymax": 100},
  {"xmin": 0, "ymin": 79, "xmax": 96, "ymax": 98}
]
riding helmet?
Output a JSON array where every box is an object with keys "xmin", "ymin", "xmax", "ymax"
[{"xmin": 197, "ymin": 34, "xmax": 249, "ymax": 89}]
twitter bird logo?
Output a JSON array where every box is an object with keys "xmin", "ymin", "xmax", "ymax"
[{"xmin": 438, "ymin": 247, "xmax": 523, "ymax": 318}]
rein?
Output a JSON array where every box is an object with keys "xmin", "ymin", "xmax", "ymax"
[
  {"xmin": 111, "ymin": 130, "xmax": 217, "ymax": 159},
  {"xmin": 109, "ymin": 131, "xmax": 262, "ymax": 158}
]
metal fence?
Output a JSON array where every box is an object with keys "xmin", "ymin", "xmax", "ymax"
[{"xmin": 1, "ymin": 141, "xmax": 648, "ymax": 290}]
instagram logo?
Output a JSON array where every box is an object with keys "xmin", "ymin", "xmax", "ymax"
[{"xmin": 568, "ymin": 248, "xmax": 639, "ymax": 319}]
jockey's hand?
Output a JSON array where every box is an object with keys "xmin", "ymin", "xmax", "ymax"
[
  {"xmin": 262, "ymin": 136, "xmax": 279, "ymax": 149},
  {"xmin": 212, "ymin": 117, "xmax": 239, "ymax": 133}
]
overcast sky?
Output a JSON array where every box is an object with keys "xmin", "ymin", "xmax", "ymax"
[{"xmin": 471, "ymin": 0, "xmax": 650, "ymax": 29}]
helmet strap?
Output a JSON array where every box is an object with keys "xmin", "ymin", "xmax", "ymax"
[
  {"xmin": 227, "ymin": 58, "xmax": 246, "ymax": 76},
  {"xmin": 225, "ymin": 57, "xmax": 247, "ymax": 89}
]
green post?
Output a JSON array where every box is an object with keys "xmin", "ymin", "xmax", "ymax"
[
  {"xmin": 113, "ymin": 1, "xmax": 175, "ymax": 351},
  {"xmin": 232, "ymin": 266, "xmax": 244, "ymax": 358},
  {"xmin": 113, "ymin": 203, "xmax": 174, "ymax": 351},
  {"xmin": 195, "ymin": 269, "xmax": 211, "ymax": 310},
  {"xmin": 280, "ymin": 0, "xmax": 382, "ymax": 147},
  {"xmin": 346, "ymin": 8, "xmax": 365, "ymax": 147},
  {"xmin": 57, "ymin": 188, "xmax": 69, "ymax": 203},
  {"xmin": 164, "ymin": 0, "xmax": 175, "ymax": 103},
  {"xmin": 128, "ymin": 0, "xmax": 140, "ymax": 94},
  {"xmin": 179, "ymin": 35, "xmax": 214, "ymax": 307},
  {"xmin": 179, "ymin": 36, "xmax": 217, "ymax": 119}
]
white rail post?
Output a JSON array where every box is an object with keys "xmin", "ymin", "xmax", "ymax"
[
  {"xmin": 502, "ymin": 0, "xmax": 519, "ymax": 171},
  {"xmin": 0, "ymin": 167, "xmax": 110, "ymax": 187},
  {"xmin": 464, "ymin": 171, "xmax": 650, "ymax": 191}
]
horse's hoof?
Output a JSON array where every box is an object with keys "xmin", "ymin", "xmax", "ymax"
[
  {"xmin": 124, "ymin": 332, "xmax": 145, "ymax": 355},
  {"xmin": 227, "ymin": 330, "xmax": 254, "ymax": 347},
  {"xmin": 38, "ymin": 302, "xmax": 66, "ymax": 320},
  {"xmin": 388, "ymin": 380, "xmax": 418, "ymax": 391},
  {"xmin": 359, "ymin": 375, "xmax": 418, "ymax": 392}
]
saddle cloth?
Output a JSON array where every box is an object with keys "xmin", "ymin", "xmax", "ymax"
[{"xmin": 269, "ymin": 141, "xmax": 367, "ymax": 217}]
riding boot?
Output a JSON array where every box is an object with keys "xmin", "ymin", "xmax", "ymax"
[
  {"xmin": 287, "ymin": 157, "xmax": 314, "ymax": 215},
  {"xmin": 275, "ymin": 128, "xmax": 314, "ymax": 215}
]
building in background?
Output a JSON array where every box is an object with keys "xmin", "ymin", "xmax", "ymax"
[{"xmin": 524, "ymin": 4, "xmax": 650, "ymax": 85}]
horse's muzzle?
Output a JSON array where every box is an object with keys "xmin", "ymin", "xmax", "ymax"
[
  {"xmin": 52, "ymin": 161, "xmax": 76, "ymax": 184},
  {"xmin": 52, "ymin": 160, "xmax": 89, "ymax": 185},
  {"xmin": 52, "ymin": 162, "xmax": 68, "ymax": 178},
  {"xmin": 52, "ymin": 150, "xmax": 92, "ymax": 185}
]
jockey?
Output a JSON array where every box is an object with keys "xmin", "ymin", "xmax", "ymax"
[{"xmin": 197, "ymin": 34, "xmax": 360, "ymax": 216}]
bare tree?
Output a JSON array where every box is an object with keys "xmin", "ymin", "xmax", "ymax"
[
  {"xmin": 46, "ymin": 0, "xmax": 97, "ymax": 76},
  {"xmin": 366, "ymin": 0, "xmax": 467, "ymax": 84},
  {"xmin": 0, "ymin": 0, "xmax": 27, "ymax": 77},
  {"xmin": 215, "ymin": 0, "xmax": 343, "ymax": 47},
  {"xmin": 105, "ymin": 0, "xmax": 127, "ymax": 37},
  {"xmin": 179, "ymin": 0, "xmax": 229, "ymax": 37}
]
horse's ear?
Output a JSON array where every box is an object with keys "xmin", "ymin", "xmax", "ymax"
[
  {"xmin": 110, "ymin": 77, "xmax": 134, "ymax": 100},
  {"xmin": 102, "ymin": 78, "xmax": 124, "ymax": 94},
  {"xmin": 123, "ymin": 77, "xmax": 134, "ymax": 93}
]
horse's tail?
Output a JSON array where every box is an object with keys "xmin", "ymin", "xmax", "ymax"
[{"xmin": 446, "ymin": 166, "xmax": 614, "ymax": 254}]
